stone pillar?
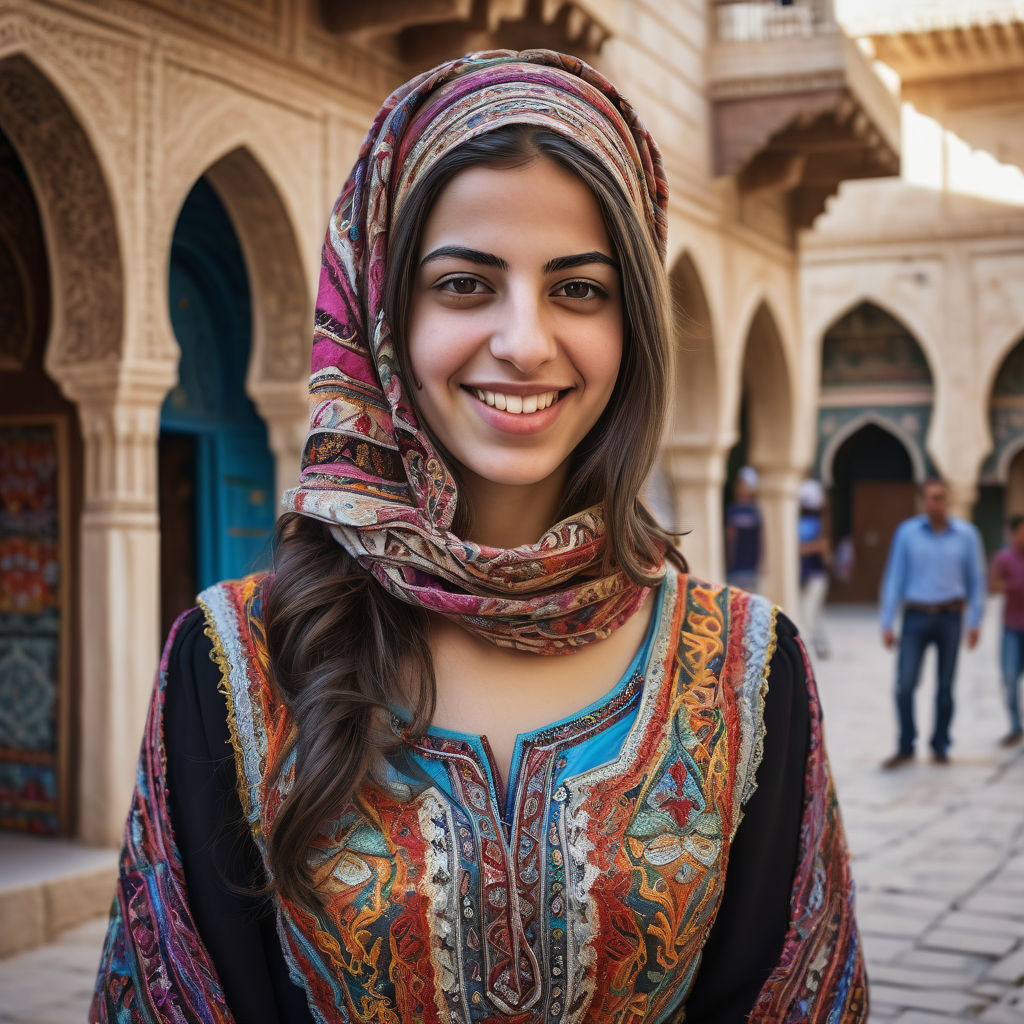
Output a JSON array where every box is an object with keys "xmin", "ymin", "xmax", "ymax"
[
  {"xmin": 63, "ymin": 362, "xmax": 172, "ymax": 846},
  {"xmin": 663, "ymin": 442, "xmax": 728, "ymax": 581},
  {"xmin": 757, "ymin": 465, "xmax": 802, "ymax": 614},
  {"xmin": 250, "ymin": 381, "xmax": 309, "ymax": 503},
  {"xmin": 946, "ymin": 479, "xmax": 978, "ymax": 525}
]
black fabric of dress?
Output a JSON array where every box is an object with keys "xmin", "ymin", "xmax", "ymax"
[{"xmin": 163, "ymin": 608, "xmax": 810, "ymax": 1024}]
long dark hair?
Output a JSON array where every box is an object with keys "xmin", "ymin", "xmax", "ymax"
[{"xmin": 262, "ymin": 125, "xmax": 685, "ymax": 911}]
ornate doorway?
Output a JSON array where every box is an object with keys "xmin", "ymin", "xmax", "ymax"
[{"xmin": 159, "ymin": 178, "xmax": 276, "ymax": 638}]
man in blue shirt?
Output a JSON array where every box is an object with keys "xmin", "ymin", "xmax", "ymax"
[{"xmin": 880, "ymin": 478, "xmax": 985, "ymax": 768}]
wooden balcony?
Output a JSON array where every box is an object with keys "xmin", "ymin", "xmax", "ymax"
[
  {"xmin": 317, "ymin": 0, "xmax": 618, "ymax": 64},
  {"xmin": 710, "ymin": 0, "xmax": 900, "ymax": 230}
]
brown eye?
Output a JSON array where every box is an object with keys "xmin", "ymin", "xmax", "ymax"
[
  {"xmin": 444, "ymin": 277, "xmax": 479, "ymax": 295},
  {"xmin": 557, "ymin": 280, "xmax": 603, "ymax": 300}
]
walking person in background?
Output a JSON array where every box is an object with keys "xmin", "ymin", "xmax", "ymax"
[
  {"xmin": 725, "ymin": 465, "xmax": 762, "ymax": 592},
  {"xmin": 988, "ymin": 514, "xmax": 1024, "ymax": 747},
  {"xmin": 798, "ymin": 478, "xmax": 831, "ymax": 659},
  {"xmin": 879, "ymin": 478, "xmax": 985, "ymax": 768}
]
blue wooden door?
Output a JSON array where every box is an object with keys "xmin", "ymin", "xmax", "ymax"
[{"xmin": 160, "ymin": 178, "xmax": 275, "ymax": 602}]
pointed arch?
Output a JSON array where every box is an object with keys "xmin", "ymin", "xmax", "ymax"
[
  {"xmin": 159, "ymin": 144, "xmax": 310, "ymax": 392},
  {"xmin": 811, "ymin": 292, "xmax": 939, "ymax": 377},
  {"xmin": 668, "ymin": 250, "xmax": 719, "ymax": 441},
  {"xmin": 820, "ymin": 300, "xmax": 935, "ymax": 390},
  {"xmin": 0, "ymin": 54, "xmax": 125, "ymax": 369},
  {"xmin": 820, "ymin": 410, "xmax": 927, "ymax": 487},
  {"xmin": 202, "ymin": 147, "xmax": 310, "ymax": 390},
  {"xmin": 739, "ymin": 300, "xmax": 795, "ymax": 468}
]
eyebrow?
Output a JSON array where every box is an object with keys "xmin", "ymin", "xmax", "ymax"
[{"xmin": 419, "ymin": 245, "xmax": 617, "ymax": 274}]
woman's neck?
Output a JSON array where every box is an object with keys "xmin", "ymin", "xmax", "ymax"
[{"xmin": 459, "ymin": 467, "xmax": 568, "ymax": 549}]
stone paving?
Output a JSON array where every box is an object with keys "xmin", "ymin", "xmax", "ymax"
[
  {"xmin": 1, "ymin": 601, "xmax": 1023, "ymax": 1022},
  {"xmin": 816, "ymin": 601, "xmax": 1024, "ymax": 1023}
]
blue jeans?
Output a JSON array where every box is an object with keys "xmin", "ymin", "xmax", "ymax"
[
  {"xmin": 1000, "ymin": 627, "xmax": 1024, "ymax": 734},
  {"xmin": 895, "ymin": 609, "xmax": 962, "ymax": 756}
]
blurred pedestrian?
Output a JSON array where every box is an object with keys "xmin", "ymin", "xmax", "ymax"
[
  {"xmin": 725, "ymin": 465, "xmax": 762, "ymax": 591},
  {"xmin": 988, "ymin": 514, "xmax": 1024, "ymax": 747},
  {"xmin": 879, "ymin": 478, "xmax": 985, "ymax": 768},
  {"xmin": 798, "ymin": 478, "xmax": 831, "ymax": 659}
]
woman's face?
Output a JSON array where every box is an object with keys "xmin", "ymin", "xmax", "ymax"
[{"xmin": 406, "ymin": 155, "xmax": 623, "ymax": 513}]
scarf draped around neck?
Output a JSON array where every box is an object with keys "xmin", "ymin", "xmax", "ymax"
[{"xmin": 282, "ymin": 49, "xmax": 669, "ymax": 653}]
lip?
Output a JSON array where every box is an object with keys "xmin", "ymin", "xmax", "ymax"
[
  {"xmin": 463, "ymin": 382, "xmax": 572, "ymax": 396},
  {"xmin": 461, "ymin": 385, "xmax": 569, "ymax": 435}
]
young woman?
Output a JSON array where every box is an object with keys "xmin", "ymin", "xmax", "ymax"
[{"xmin": 93, "ymin": 50, "xmax": 866, "ymax": 1023}]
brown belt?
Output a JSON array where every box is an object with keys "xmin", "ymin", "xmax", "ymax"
[{"xmin": 904, "ymin": 600, "xmax": 965, "ymax": 615}]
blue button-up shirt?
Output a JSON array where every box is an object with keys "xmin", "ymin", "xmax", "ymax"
[{"xmin": 880, "ymin": 515, "xmax": 985, "ymax": 630}]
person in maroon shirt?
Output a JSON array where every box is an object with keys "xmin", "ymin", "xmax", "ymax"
[{"xmin": 988, "ymin": 514, "xmax": 1024, "ymax": 745}]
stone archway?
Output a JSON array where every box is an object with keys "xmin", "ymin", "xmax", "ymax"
[
  {"xmin": 663, "ymin": 252, "xmax": 724, "ymax": 577},
  {"xmin": 167, "ymin": 146, "xmax": 312, "ymax": 502},
  {"xmin": 816, "ymin": 301, "xmax": 935, "ymax": 597},
  {"xmin": 728, "ymin": 300, "xmax": 799, "ymax": 608},
  {"xmin": 0, "ymin": 54, "xmax": 156, "ymax": 846},
  {"xmin": 0, "ymin": 56, "xmax": 123, "ymax": 369},
  {"xmin": 977, "ymin": 335, "xmax": 1024, "ymax": 554}
]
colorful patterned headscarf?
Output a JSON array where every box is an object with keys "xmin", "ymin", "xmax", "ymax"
[{"xmin": 282, "ymin": 49, "xmax": 669, "ymax": 652}]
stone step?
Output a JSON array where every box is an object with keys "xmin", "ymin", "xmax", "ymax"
[{"xmin": 0, "ymin": 833, "xmax": 117, "ymax": 959}]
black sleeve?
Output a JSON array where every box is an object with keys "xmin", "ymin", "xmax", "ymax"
[
  {"xmin": 682, "ymin": 613, "xmax": 811, "ymax": 1023},
  {"xmin": 163, "ymin": 608, "xmax": 315, "ymax": 1024}
]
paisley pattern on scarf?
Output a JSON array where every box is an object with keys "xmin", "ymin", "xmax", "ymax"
[
  {"xmin": 88, "ymin": 570, "xmax": 861, "ymax": 1024},
  {"xmin": 283, "ymin": 50, "xmax": 672, "ymax": 654}
]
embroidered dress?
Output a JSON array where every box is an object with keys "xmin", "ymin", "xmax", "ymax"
[{"xmin": 93, "ymin": 573, "xmax": 866, "ymax": 1023}]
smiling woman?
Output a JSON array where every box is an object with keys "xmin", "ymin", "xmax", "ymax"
[
  {"xmin": 93, "ymin": 50, "xmax": 866, "ymax": 1024},
  {"xmin": 408, "ymin": 155, "xmax": 623, "ymax": 544}
]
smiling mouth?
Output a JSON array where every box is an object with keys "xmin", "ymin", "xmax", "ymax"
[{"xmin": 466, "ymin": 387, "xmax": 565, "ymax": 414}]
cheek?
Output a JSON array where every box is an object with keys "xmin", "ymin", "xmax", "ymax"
[{"xmin": 582, "ymin": 319, "xmax": 624, "ymax": 398}]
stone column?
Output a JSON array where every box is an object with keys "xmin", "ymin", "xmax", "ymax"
[
  {"xmin": 62, "ymin": 362, "xmax": 173, "ymax": 846},
  {"xmin": 757, "ymin": 465, "xmax": 802, "ymax": 614},
  {"xmin": 250, "ymin": 381, "xmax": 309, "ymax": 503},
  {"xmin": 663, "ymin": 441, "xmax": 728, "ymax": 581},
  {"xmin": 946, "ymin": 479, "xmax": 978, "ymax": 525}
]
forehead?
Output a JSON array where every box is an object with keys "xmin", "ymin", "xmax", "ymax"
[{"xmin": 420, "ymin": 157, "xmax": 611, "ymax": 251}]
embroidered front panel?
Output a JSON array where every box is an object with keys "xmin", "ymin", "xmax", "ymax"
[{"xmin": 198, "ymin": 571, "xmax": 776, "ymax": 1023}]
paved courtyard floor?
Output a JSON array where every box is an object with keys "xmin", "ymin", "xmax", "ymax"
[{"xmin": 1, "ymin": 601, "xmax": 1023, "ymax": 1022}]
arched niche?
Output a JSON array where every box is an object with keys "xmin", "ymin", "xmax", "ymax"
[
  {"xmin": 201, "ymin": 147, "xmax": 310, "ymax": 390},
  {"xmin": 985, "ymin": 335, "xmax": 1024, "ymax": 484},
  {"xmin": 162, "ymin": 146, "xmax": 311, "ymax": 500},
  {"xmin": 0, "ymin": 56, "xmax": 119, "ymax": 837},
  {"xmin": 722, "ymin": 300, "xmax": 798, "ymax": 608},
  {"xmin": 738, "ymin": 301, "xmax": 794, "ymax": 471},
  {"xmin": 159, "ymin": 176, "xmax": 277, "ymax": 637},
  {"xmin": 976, "ymin": 335, "xmax": 1024, "ymax": 554},
  {"xmin": 668, "ymin": 252, "xmax": 718, "ymax": 442},
  {"xmin": 816, "ymin": 301, "xmax": 933, "ymax": 483},
  {"xmin": 0, "ymin": 54, "xmax": 124, "ymax": 370}
]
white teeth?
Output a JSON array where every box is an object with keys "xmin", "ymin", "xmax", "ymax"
[{"xmin": 472, "ymin": 388, "xmax": 560, "ymax": 413}]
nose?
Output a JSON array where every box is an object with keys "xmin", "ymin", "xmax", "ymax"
[{"xmin": 488, "ymin": 285, "xmax": 557, "ymax": 373}]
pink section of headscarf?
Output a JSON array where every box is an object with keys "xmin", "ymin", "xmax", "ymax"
[{"xmin": 282, "ymin": 49, "xmax": 668, "ymax": 652}]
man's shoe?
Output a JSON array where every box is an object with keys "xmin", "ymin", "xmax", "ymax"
[
  {"xmin": 881, "ymin": 752, "xmax": 914, "ymax": 770},
  {"xmin": 931, "ymin": 750, "xmax": 950, "ymax": 765},
  {"xmin": 1000, "ymin": 729, "xmax": 1023, "ymax": 748}
]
